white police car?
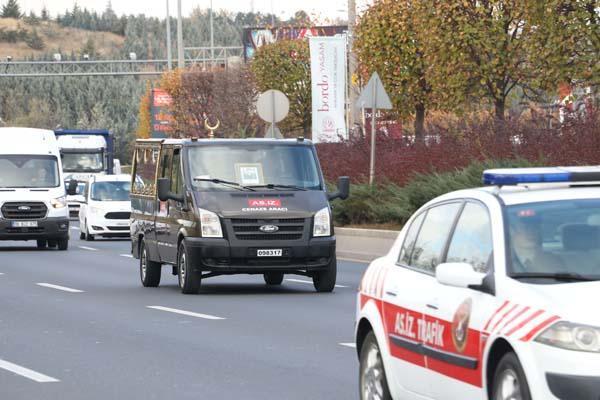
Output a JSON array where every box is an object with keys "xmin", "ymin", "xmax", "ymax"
[{"xmin": 355, "ymin": 167, "xmax": 600, "ymax": 400}]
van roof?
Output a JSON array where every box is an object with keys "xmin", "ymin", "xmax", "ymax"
[
  {"xmin": 135, "ymin": 138, "xmax": 313, "ymax": 146},
  {"xmin": 0, "ymin": 127, "xmax": 60, "ymax": 156}
]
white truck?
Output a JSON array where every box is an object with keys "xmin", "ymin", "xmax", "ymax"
[
  {"xmin": 54, "ymin": 130, "xmax": 121, "ymax": 217},
  {"xmin": 0, "ymin": 127, "xmax": 77, "ymax": 250}
]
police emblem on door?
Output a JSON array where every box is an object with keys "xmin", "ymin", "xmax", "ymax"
[{"xmin": 452, "ymin": 298, "xmax": 472, "ymax": 353}]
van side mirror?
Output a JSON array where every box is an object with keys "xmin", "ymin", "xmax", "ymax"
[
  {"xmin": 157, "ymin": 178, "xmax": 171, "ymax": 202},
  {"xmin": 66, "ymin": 180, "xmax": 78, "ymax": 196},
  {"xmin": 436, "ymin": 263, "xmax": 485, "ymax": 289},
  {"xmin": 328, "ymin": 176, "xmax": 350, "ymax": 201},
  {"xmin": 157, "ymin": 177, "xmax": 184, "ymax": 203}
]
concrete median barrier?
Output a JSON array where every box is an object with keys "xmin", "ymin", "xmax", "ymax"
[{"xmin": 335, "ymin": 227, "xmax": 399, "ymax": 263}]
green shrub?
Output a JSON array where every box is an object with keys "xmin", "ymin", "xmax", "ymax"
[{"xmin": 332, "ymin": 158, "xmax": 539, "ymax": 227}]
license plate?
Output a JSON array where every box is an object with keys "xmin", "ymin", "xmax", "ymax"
[
  {"xmin": 11, "ymin": 221, "xmax": 38, "ymax": 228},
  {"xmin": 257, "ymin": 249, "xmax": 282, "ymax": 257}
]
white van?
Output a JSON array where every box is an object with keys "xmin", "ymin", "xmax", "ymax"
[{"xmin": 0, "ymin": 128, "xmax": 76, "ymax": 250}]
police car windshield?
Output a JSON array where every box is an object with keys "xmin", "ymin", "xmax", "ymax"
[
  {"xmin": 187, "ymin": 145, "xmax": 322, "ymax": 191},
  {"xmin": 507, "ymin": 199, "xmax": 600, "ymax": 281}
]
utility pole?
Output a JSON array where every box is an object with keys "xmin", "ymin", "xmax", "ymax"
[
  {"xmin": 270, "ymin": 0, "xmax": 275, "ymax": 26},
  {"xmin": 166, "ymin": 0, "xmax": 172, "ymax": 70},
  {"xmin": 347, "ymin": 0, "xmax": 359, "ymax": 133},
  {"xmin": 210, "ymin": 0, "xmax": 214, "ymax": 67},
  {"xmin": 177, "ymin": 0, "xmax": 184, "ymax": 68}
]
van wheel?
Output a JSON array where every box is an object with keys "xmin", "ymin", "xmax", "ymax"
[
  {"xmin": 178, "ymin": 241, "xmax": 201, "ymax": 294},
  {"xmin": 79, "ymin": 231, "xmax": 85, "ymax": 240},
  {"xmin": 47, "ymin": 240, "xmax": 57, "ymax": 248},
  {"xmin": 57, "ymin": 239, "xmax": 68, "ymax": 251},
  {"xmin": 313, "ymin": 255, "xmax": 337, "ymax": 292},
  {"xmin": 83, "ymin": 221, "xmax": 94, "ymax": 241},
  {"xmin": 359, "ymin": 331, "xmax": 392, "ymax": 400},
  {"xmin": 140, "ymin": 241, "xmax": 161, "ymax": 287},
  {"xmin": 264, "ymin": 272, "xmax": 284, "ymax": 285},
  {"xmin": 492, "ymin": 352, "xmax": 532, "ymax": 400},
  {"xmin": 36, "ymin": 240, "xmax": 47, "ymax": 249}
]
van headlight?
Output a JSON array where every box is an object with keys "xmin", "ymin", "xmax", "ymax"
[
  {"xmin": 199, "ymin": 208, "xmax": 223, "ymax": 238},
  {"xmin": 535, "ymin": 321, "xmax": 600, "ymax": 353},
  {"xmin": 51, "ymin": 196, "xmax": 67, "ymax": 209},
  {"xmin": 313, "ymin": 207, "xmax": 331, "ymax": 237}
]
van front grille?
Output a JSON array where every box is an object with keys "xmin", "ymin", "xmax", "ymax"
[
  {"xmin": 105, "ymin": 212, "xmax": 131, "ymax": 220},
  {"xmin": 230, "ymin": 218, "xmax": 306, "ymax": 241},
  {"xmin": 1, "ymin": 202, "xmax": 48, "ymax": 220}
]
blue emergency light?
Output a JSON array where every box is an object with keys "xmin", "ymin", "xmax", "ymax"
[{"xmin": 483, "ymin": 166, "xmax": 600, "ymax": 186}]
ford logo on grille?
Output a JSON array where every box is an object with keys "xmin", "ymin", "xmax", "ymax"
[
  {"xmin": 259, "ymin": 225, "xmax": 279, "ymax": 233},
  {"xmin": 18, "ymin": 206, "xmax": 31, "ymax": 211}
]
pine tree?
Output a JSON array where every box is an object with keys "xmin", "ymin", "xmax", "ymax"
[
  {"xmin": 40, "ymin": 6, "xmax": 49, "ymax": 21},
  {"xmin": 1, "ymin": 0, "xmax": 22, "ymax": 18}
]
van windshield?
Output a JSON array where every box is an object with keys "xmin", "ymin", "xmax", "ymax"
[
  {"xmin": 507, "ymin": 199, "xmax": 600, "ymax": 281},
  {"xmin": 0, "ymin": 155, "xmax": 60, "ymax": 188},
  {"xmin": 188, "ymin": 145, "xmax": 322, "ymax": 191},
  {"xmin": 91, "ymin": 181, "xmax": 131, "ymax": 201},
  {"xmin": 62, "ymin": 152, "xmax": 104, "ymax": 172}
]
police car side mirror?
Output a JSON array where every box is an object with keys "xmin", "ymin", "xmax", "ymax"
[
  {"xmin": 436, "ymin": 263, "xmax": 485, "ymax": 289},
  {"xmin": 328, "ymin": 176, "xmax": 350, "ymax": 201}
]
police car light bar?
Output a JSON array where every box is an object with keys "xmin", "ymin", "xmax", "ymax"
[{"xmin": 483, "ymin": 166, "xmax": 600, "ymax": 186}]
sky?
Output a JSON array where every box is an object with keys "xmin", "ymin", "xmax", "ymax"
[{"xmin": 19, "ymin": 0, "xmax": 371, "ymax": 20}]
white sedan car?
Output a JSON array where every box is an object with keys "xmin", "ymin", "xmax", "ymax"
[
  {"xmin": 356, "ymin": 167, "xmax": 600, "ymax": 400},
  {"xmin": 79, "ymin": 174, "xmax": 131, "ymax": 241}
]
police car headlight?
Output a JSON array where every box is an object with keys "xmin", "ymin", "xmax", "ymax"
[
  {"xmin": 51, "ymin": 196, "xmax": 67, "ymax": 209},
  {"xmin": 313, "ymin": 207, "xmax": 331, "ymax": 237},
  {"xmin": 535, "ymin": 321, "xmax": 600, "ymax": 353},
  {"xmin": 199, "ymin": 208, "xmax": 223, "ymax": 238}
]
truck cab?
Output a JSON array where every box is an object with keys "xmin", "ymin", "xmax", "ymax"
[
  {"xmin": 0, "ymin": 127, "xmax": 76, "ymax": 250},
  {"xmin": 54, "ymin": 129, "xmax": 120, "ymax": 217},
  {"xmin": 130, "ymin": 138, "xmax": 349, "ymax": 294}
]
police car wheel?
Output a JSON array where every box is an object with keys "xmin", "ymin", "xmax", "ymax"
[
  {"xmin": 36, "ymin": 240, "xmax": 47, "ymax": 249},
  {"xmin": 263, "ymin": 272, "xmax": 284, "ymax": 285},
  {"xmin": 359, "ymin": 332, "xmax": 391, "ymax": 400},
  {"xmin": 492, "ymin": 352, "xmax": 532, "ymax": 400},
  {"xmin": 79, "ymin": 231, "xmax": 85, "ymax": 240},
  {"xmin": 47, "ymin": 240, "xmax": 57, "ymax": 248},
  {"xmin": 177, "ymin": 241, "xmax": 201, "ymax": 294},
  {"xmin": 140, "ymin": 241, "xmax": 161, "ymax": 287},
  {"xmin": 313, "ymin": 255, "xmax": 337, "ymax": 292}
]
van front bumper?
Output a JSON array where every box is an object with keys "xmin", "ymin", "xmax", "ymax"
[
  {"xmin": 0, "ymin": 217, "xmax": 70, "ymax": 241},
  {"xmin": 183, "ymin": 236, "xmax": 336, "ymax": 272}
]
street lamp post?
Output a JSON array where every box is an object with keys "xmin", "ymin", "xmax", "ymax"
[
  {"xmin": 210, "ymin": 0, "xmax": 214, "ymax": 66},
  {"xmin": 177, "ymin": 0, "xmax": 184, "ymax": 68},
  {"xmin": 348, "ymin": 0, "xmax": 359, "ymax": 132},
  {"xmin": 166, "ymin": 0, "xmax": 172, "ymax": 70}
]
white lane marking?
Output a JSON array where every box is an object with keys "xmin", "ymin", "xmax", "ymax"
[
  {"xmin": 120, "ymin": 254, "xmax": 133, "ymax": 258},
  {"xmin": 285, "ymin": 278, "xmax": 348, "ymax": 288},
  {"xmin": 339, "ymin": 342, "xmax": 357, "ymax": 349},
  {"xmin": 78, "ymin": 246, "xmax": 98, "ymax": 251},
  {"xmin": 36, "ymin": 283, "xmax": 84, "ymax": 293},
  {"xmin": 70, "ymin": 226, "xmax": 80, "ymax": 231},
  {"xmin": 0, "ymin": 358, "xmax": 60, "ymax": 383},
  {"xmin": 147, "ymin": 306, "xmax": 225, "ymax": 320},
  {"xmin": 0, "ymin": 272, "xmax": 4, "ymax": 275}
]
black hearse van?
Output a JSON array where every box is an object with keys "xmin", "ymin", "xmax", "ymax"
[{"xmin": 130, "ymin": 138, "xmax": 349, "ymax": 294}]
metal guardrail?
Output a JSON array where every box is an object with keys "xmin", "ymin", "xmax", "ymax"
[{"xmin": 0, "ymin": 47, "xmax": 244, "ymax": 77}]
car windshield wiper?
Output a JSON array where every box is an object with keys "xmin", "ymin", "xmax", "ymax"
[
  {"xmin": 510, "ymin": 272, "xmax": 597, "ymax": 282},
  {"xmin": 247, "ymin": 183, "xmax": 308, "ymax": 191},
  {"xmin": 193, "ymin": 177, "xmax": 255, "ymax": 191}
]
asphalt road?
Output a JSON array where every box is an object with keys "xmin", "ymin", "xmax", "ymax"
[{"xmin": 0, "ymin": 223, "xmax": 367, "ymax": 400}]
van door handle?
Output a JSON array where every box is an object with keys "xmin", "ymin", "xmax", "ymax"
[
  {"xmin": 426, "ymin": 303, "xmax": 439, "ymax": 310},
  {"xmin": 385, "ymin": 291, "xmax": 398, "ymax": 297}
]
